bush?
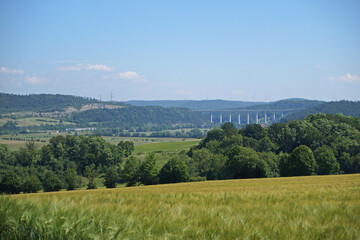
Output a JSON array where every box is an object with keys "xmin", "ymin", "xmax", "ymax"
[
  {"xmin": 280, "ymin": 145, "xmax": 316, "ymax": 177},
  {"xmin": 65, "ymin": 168, "xmax": 78, "ymax": 190},
  {"xmin": 22, "ymin": 175, "xmax": 42, "ymax": 193},
  {"xmin": 0, "ymin": 171, "xmax": 22, "ymax": 194},
  {"xmin": 42, "ymin": 171, "xmax": 63, "ymax": 192},
  {"xmin": 188, "ymin": 176, "xmax": 206, "ymax": 182},
  {"xmin": 159, "ymin": 158, "xmax": 189, "ymax": 184},
  {"xmin": 104, "ymin": 167, "xmax": 118, "ymax": 188}
]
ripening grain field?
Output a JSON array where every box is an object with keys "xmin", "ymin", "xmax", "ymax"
[{"xmin": 1, "ymin": 174, "xmax": 359, "ymax": 239}]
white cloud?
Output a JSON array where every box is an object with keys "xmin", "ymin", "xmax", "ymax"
[
  {"xmin": 118, "ymin": 71, "xmax": 140, "ymax": 79},
  {"xmin": 329, "ymin": 73, "xmax": 360, "ymax": 83},
  {"xmin": 25, "ymin": 76, "xmax": 46, "ymax": 85},
  {"xmin": 86, "ymin": 64, "xmax": 113, "ymax": 71},
  {"xmin": 1, "ymin": 66, "xmax": 24, "ymax": 74},
  {"xmin": 103, "ymin": 71, "xmax": 148, "ymax": 83},
  {"xmin": 57, "ymin": 64, "xmax": 113, "ymax": 71}
]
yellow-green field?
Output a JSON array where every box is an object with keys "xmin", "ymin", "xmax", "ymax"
[
  {"xmin": 1, "ymin": 174, "xmax": 359, "ymax": 239},
  {"xmin": 0, "ymin": 133, "xmax": 200, "ymax": 153},
  {"xmin": 0, "ymin": 117, "xmax": 74, "ymax": 127},
  {"xmin": 133, "ymin": 139, "xmax": 200, "ymax": 154}
]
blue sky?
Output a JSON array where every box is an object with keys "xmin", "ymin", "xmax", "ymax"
[{"xmin": 0, "ymin": 0, "xmax": 359, "ymax": 101}]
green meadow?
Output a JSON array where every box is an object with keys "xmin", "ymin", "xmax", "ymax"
[
  {"xmin": 0, "ymin": 133, "xmax": 200, "ymax": 157},
  {"xmin": 0, "ymin": 117, "xmax": 74, "ymax": 127},
  {"xmin": 1, "ymin": 174, "xmax": 359, "ymax": 239},
  {"xmin": 133, "ymin": 139, "xmax": 200, "ymax": 154}
]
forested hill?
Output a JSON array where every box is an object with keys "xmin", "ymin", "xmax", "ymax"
[
  {"xmin": 230, "ymin": 98, "xmax": 324, "ymax": 110},
  {"xmin": 125, "ymin": 100, "xmax": 264, "ymax": 110},
  {"xmin": 68, "ymin": 106, "xmax": 208, "ymax": 128},
  {"xmin": 282, "ymin": 101, "xmax": 360, "ymax": 122},
  {"xmin": 0, "ymin": 93, "xmax": 125, "ymax": 113}
]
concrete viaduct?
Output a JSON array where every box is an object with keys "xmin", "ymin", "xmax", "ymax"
[{"xmin": 195, "ymin": 109, "xmax": 296, "ymax": 125}]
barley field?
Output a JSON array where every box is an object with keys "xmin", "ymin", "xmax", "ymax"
[{"xmin": 1, "ymin": 174, "xmax": 359, "ymax": 239}]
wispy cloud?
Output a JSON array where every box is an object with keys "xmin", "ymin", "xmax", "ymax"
[
  {"xmin": 57, "ymin": 64, "xmax": 113, "ymax": 72},
  {"xmin": 86, "ymin": 64, "xmax": 113, "ymax": 71},
  {"xmin": 103, "ymin": 71, "xmax": 148, "ymax": 83},
  {"xmin": 25, "ymin": 76, "xmax": 46, "ymax": 84},
  {"xmin": 1, "ymin": 66, "xmax": 24, "ymax": 74},
  {"xmin": 329, "ymin": 73, "xmax": 360, "ymax": 83}
]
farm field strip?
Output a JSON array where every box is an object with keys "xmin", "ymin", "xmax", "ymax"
[
  {"xmin": 0, "ymin": 133, "xmax": 200, "ymax": 151},
  {"xmin": 1, "ymin": 174, "xmax": 359, "ymax": 239}
]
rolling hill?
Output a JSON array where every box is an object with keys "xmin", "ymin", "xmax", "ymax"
[
  {"xmin": 0, "ymin": 93, "xmax": 125, "ymax": 113},
  {"xmin": 125, "ymin": 99, "xmax": 264, "ymax": 110},
  {"xmin": 282, "ymin": 100, "xmax": 360, "ymax": 122}
]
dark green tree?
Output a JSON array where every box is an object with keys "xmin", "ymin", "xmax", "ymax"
[
  {"xmin": 191, "ymin": 148, "xmax": 226, "ymax": 180},
  {"xmin": 283, "ymin": 145, "xmax": 316, "ymax": 176},
  {"xmin": 64, "ymin": 168, "xmax": 78, "ymax": 190},
  {"xmin": 314, "ymin": 145, "xmax": 340, "ymax": 175},
  {"xmin": 122, "ymin": 156, "xmax": 140, "ymax": 186},
  {"xmin": 221, "ymin": 122, "xmax": 238, "ymax": 138},
  {"xmin": 42, "ymin": 171, "xmax": 63, "ymax": 192},
  {"xmin": 118, "ymin": 141, "xmax": 135, "ymax": 157},
  {"xmin": 203, "ymin": 127, "xmax": 224, "ymax": 143},
  {"xmin": 225, "ymin": 146, "xmax": 269, "ymax": 179},
  {"xmin": 139, "ymin": 153, "xmax": 159, "ymax": 185},
  {"xmin": 104, "ymin": 167, "xmax": 118, "ymax": 188},
  {"xmin": 279, "ymin": 153, "xmax": 291, "ymax": 177},
  {"xmin": 258, "ymin": 137, "xmax": 278, "ymax": 152},
  {"xmin": 159, "ymin": 157, "xmax": 189, "ymax": 184},
  {"xmin": 258, "ymin": 152, "xmax": 279, "ymax": 177},
  {"xmin": 15, "ymin": 140, "xmax": 39, "ymax": 167},
  {"xmin": 22, "ymin": 175, "xmax": 42, "ymax": 193},
  {"xmin": 241, "ymin": 124, "xmax": 265, "ymax": 140},
  {"xmin": 0, "ymin": 171, "xmax": 22, "ymax": 194},
  {"xmin": 84, "ymin": 164, "xmax": 99, "ymax": 189},
  {"xmin": 0, "ymin": 143, "xmax": 11, "ymax": 164}
]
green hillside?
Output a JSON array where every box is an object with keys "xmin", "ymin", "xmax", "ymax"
[
  {"xmin": 0, "ymin": 93, "xmax": 96, "ymax": 113},
  {"xmin": 238, "ymin": 98, "xmax": 324, "ymax": 110},
  {"xmin": 126, "ymin": 99, "xmax": 264, "ymax": 110},
  {"xmin": 68, "ymin": 106, "xmax": 209, "ymax": 128},
  {"xmin": 0, "ymin": 93, "xmax": 125, "ymax": 113},
  {"xmin": 282, "ymin": 101, "xmax": 360, "ymax": 122}
]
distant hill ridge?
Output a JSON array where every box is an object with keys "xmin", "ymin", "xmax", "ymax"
[
  {"xmin": 1, "ymin": 93, "xmax": 359, "ymax": 124},
  {"xmin": 0, "ymin": 93, "xmax": 125, "ymax": 113},
  {"xmin": 239, "ymin": 98, "xmax": 324, "ymax": 110},
  {"xmin": 282, "ymin": 101, "xmax": 360, "ymax": 121},
  {"xmin": 125, "ymin": 99, "xmax": 264, "ymax": 110}
]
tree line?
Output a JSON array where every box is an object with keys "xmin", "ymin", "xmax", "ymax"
[
  {"xmin": 186, "ymin": 113, "xmax": 360, "ymax": 180},
  {"xmin": 67, "ymin": 106, "xmax": 208, "ymax": 129},
  {"xmin": 1, "ymin": 113, "xmax": 359, "ymax": 194}
]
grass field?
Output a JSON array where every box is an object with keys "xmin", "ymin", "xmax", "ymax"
[
  {"xmin": 0, "ymin": 133, "xmax": 200, "ymax": 154},
  {"xmin": 133, "ymin": 140, "xmax": 200, "ymax": 154},
  {"xmin": 1, "ymin": 174, "xmax": 359, "ymax": 239},
  {"xmin": 0, "ymin": 117, "xmax": 74, "ymax": 127}
]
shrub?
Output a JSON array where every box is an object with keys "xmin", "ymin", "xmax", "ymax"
[
  {"xmin": 22, "ymin": 175, "xmax": 42, "ymax": 193},
  {"xmin": 42, "ymin": 171, "xmax": 63, "ymax": 192},
  {"xmin": 0, "ymin": 171, "xmax": 22, "ymax": 194}
]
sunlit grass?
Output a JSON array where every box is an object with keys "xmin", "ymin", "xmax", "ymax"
[
  {"xmin": 133, "ymin": 140, "xmax": 200, "ymax": 154},
  {"xmin": 1, "ymin": 174, "xmax": 359, "ymax": 239},
  {"xmin": 0, "ymin": 117, "xmax": 74, "ymax": 127}
]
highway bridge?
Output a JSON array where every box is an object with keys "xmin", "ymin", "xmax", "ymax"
[{"xmin": 195, "ymin": 108, "xmax": 297, "ymax": 125}]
